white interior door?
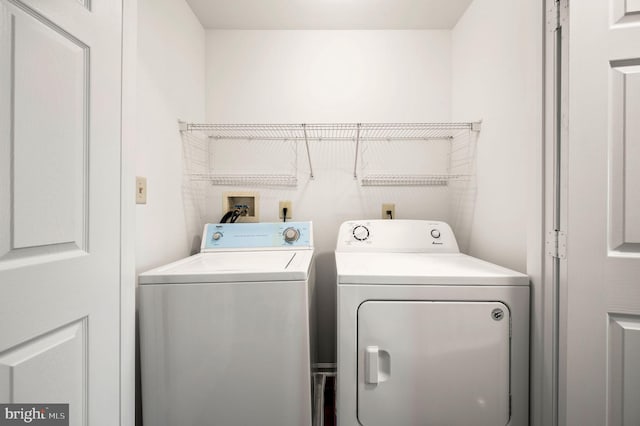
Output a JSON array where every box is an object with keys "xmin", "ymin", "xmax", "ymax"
[
  {"xmin": 564, "ymin": 1, "xmax": 640, "ymax": 425},
  {"xmin": 0, "ymin": 1, "xmax": 122, "ymax": 425}
]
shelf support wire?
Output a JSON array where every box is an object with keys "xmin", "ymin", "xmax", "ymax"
[
  {"xmin": 353, "ymin": 123, "xmax": 361, "ymax": 179},
  {"xmin": 302, "ymin": 124, "xmax": 314, "ymax": 179}
]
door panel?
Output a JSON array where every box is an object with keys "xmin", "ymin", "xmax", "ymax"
[
  {"xmin": 0, "ymin": 319, "xmax": 87, "ymax": 424},
  {"xmin": 609, "ymin": 60, "xmax": 640, "ymax": 251},
  {"xmin": 0, "ymin": 0, "xmax": 122, "ymax": 424},
  {"xmin": 3, "ymin": 3, "xmax": 88, "ymax": 256},
  {"xmin": 357, "ymin": 301, "xmax": 510, "ymax": 426},
  {"xmin": 608, "ymin": 315, "xmax": 640, "ymax": 425},
  {"xmin": 10, "ymin": 6, "xmax": 87, "ymax": 251},
  {"xmin": 565, "ymin": 1, "xmax": 640, "ymax": 425},
  {"xmin": 612, "ymin": 0, "xmax": 640, "ymax": 25}
]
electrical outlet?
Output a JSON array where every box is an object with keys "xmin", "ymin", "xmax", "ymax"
[
  {"xmin": 136, "ymin": 176, "xmax": 147, "ymax": 204},
  {"xmin": 279, "ymin": 201, "xmax": 292, "ymax": 220},
  {"xmin": 382, "ymin": 203, "xmax": 395, "ymax": 219},
  {"xmin": 223, "ymin": 192, "xmax": 259, "ymax": 222}
]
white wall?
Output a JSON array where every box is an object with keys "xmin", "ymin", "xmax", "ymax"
[
  {"xmin": 451, "ymin": 7, "xmax": 543, "ymax": 422},
  {"xmin": 136, "ymin": 0, "xmax": 206, "ymax": 274},
  {"xmin": 136, "ymin": 2, "xmax": 205, "ymax": 424},
  {"xmin": 452, "ymin": 0, "xmax": 541, "ymax": 272},
  {"xmin": 206, "ymin": 30, "xmax": 451, "ymax": 123},
  {"xmin": 203, "ymin": 30, "xmax": 452, "ymax": 362}
]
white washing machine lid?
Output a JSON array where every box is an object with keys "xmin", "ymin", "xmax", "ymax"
[
  {"xmin": 335, "ymin": 252, "xmax": 528, "ymax": 285},
  {"xmin": 139, "ymin": 250, "xmax": 314, "ymax": 284}
]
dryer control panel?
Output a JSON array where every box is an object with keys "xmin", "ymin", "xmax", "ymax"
[
  {"xmin": 336, "ymin": 220, "xmax": 459, "ymax": 253},
  {"xmin": 201, "ymin": 221, "xmax": 313, "ymax": 251}
]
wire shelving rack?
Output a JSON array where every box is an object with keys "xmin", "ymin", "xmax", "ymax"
[{"xmin": 180, "ymin": 121, "xmax": 480, "ymax": 187}]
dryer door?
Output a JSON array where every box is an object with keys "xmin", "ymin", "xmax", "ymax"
[{"xmin": 357, "ymin": 301, "xmax": 510, "ymax": 426}]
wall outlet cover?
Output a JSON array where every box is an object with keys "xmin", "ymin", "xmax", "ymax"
[
  {"xmin": 279, "ymin": 201, "xmax": 292, "ymax": 219},
  {"xmin": 382, "ymin": 203, "xmax": 395, "ymax": 219}
]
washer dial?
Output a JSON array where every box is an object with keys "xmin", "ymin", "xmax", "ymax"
[
  {"xmin": 353, "ymin": 225, "xmax": 370, "ymax": 241},
  {"xmin": 283, "ymin": 227, "xmax": 300, "ymax": 243}
]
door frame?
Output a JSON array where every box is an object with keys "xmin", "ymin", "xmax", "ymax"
[
  {"xmin": 121, "ymin": 0, "xmax": 136, "ymax": 424},
  {"xmin": 533, "ymin": 1, "xmax": 569, "ymax": 426},
  {"xmin": 116, "ymin": 1, "xmax": 561, "ymax": 424}
]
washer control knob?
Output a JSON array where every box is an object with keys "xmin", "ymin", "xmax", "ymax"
[
  {"xmin": 430, "ymin": 229, "xmax": 441, "ymax": 239},
  {"xmin": 283, "ymin": 227, "xmax": 300, "ymax": 243},
  {"xmin": 353, "ymin": 225, "xmax": 370, "ymax": 241},
  {"xmin": 212, "ymin": 232, "xmax": 223, "ymax": 241}
]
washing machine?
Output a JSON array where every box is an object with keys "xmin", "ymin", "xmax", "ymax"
[
  {"xmin": 335, "ymin": 220, "xmax": 529, "ymax": 426},
  {"xmin": 139, "ymin": 221, "xmax": 316, "ymax": 426}
]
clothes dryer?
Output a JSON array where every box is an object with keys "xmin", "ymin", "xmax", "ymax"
[
  {"xmin": 336, "ymin": 220, "xmax": 528, "ymax": 426},
  {"xmin": 139, "ymin": 222, "xmax": 315, "ymax": 426}
]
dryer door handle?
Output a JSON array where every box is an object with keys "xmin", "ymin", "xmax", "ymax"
[{"xmin": 365, "ymin": 346, "xmax": 379, "ymax": 384}]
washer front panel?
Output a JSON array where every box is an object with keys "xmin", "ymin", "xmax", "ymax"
[
  {"xmin": 357, "ymin": 301, "xmax": 510, "ymax": 426},
  {"xmin": 139, "ymin": 280, "xmax": 312, "ymax": 426}
]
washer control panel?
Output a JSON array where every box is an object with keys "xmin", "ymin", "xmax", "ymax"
[
  {"xmin": 201, "ymin": 222, "xmax": 313, "ymax": 251},
  {"xmin": 337, "ymin": 220, "xmax": 459, "ymax": 253}
]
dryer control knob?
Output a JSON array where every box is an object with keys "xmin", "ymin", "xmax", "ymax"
[
  {"xmin": 283, "ymin": 227, "xmax": 300, "ymax": 243},
  {"xmin": 212, "ymin": 232, "xmax": 223, "ymax": 241},
  {"xmin": 353, "ymin": 225, "xmax": 370, "ymax": 241},
  {"xmin": 430, "ymin": 229, "xmax": 441, "ymax": 239}
]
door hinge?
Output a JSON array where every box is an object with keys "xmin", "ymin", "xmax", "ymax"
[
  {"xmin": 547, "ymin": 0, "xmax": 568, "ymax": 32},
  {"xmin": 546, "ymin": 230, "xmax": 567, "ymax": 259},
  {"xmin": 547, "ymin": 1, "xmax": 559, "ymax": 32},
  {"xmin": 559, "ymin": 0, "xmax": 569, "ymax": 26}
]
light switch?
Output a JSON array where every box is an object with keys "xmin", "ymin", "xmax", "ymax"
[{"xmin": 136, "ymin": 176, "xmax": 147, "ymax": 204}]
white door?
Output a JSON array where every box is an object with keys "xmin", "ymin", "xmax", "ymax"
[
  {"xmin": 564, "ymin": 1, "xmax": 640, "ymax": 425},
  {"xmin": 357, "ymin": 301, "xmax": 510, "ymax": 426},
  {"xmin": 0, "ymin": 0, "xmax": 122, "ymax": 425}
]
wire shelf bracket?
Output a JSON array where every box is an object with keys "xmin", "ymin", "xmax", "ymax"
[
  {"xmin": 302, "ymin": 124, "xmax": 314, "ymax": 179},
  {"xmin": 353, "ymin": 124, "xmax": 361, "ymax": 179}
]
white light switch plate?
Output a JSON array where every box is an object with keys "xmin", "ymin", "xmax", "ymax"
[{"xmin": 136, "ymin": 177, "xmax": 147, "ymax": 204}]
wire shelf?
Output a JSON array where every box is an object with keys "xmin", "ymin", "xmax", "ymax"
[
  {"xmin": 360, "ymin": 174, "xmax": 471, "ymax": 187},
  {"xmin": 180, "ymin": 121, "xmax": 480, "ymax": 187},
  {"xmin": 185, "ymin": 123, "xmax": 304, "ymax": 140},
  {"xmin": 181, "ymin": 122, "xmax": 477, "ymax": 141},
  {"xmin": 187, "ymin": 173, "xmax": 298, "ymax": 187}
]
